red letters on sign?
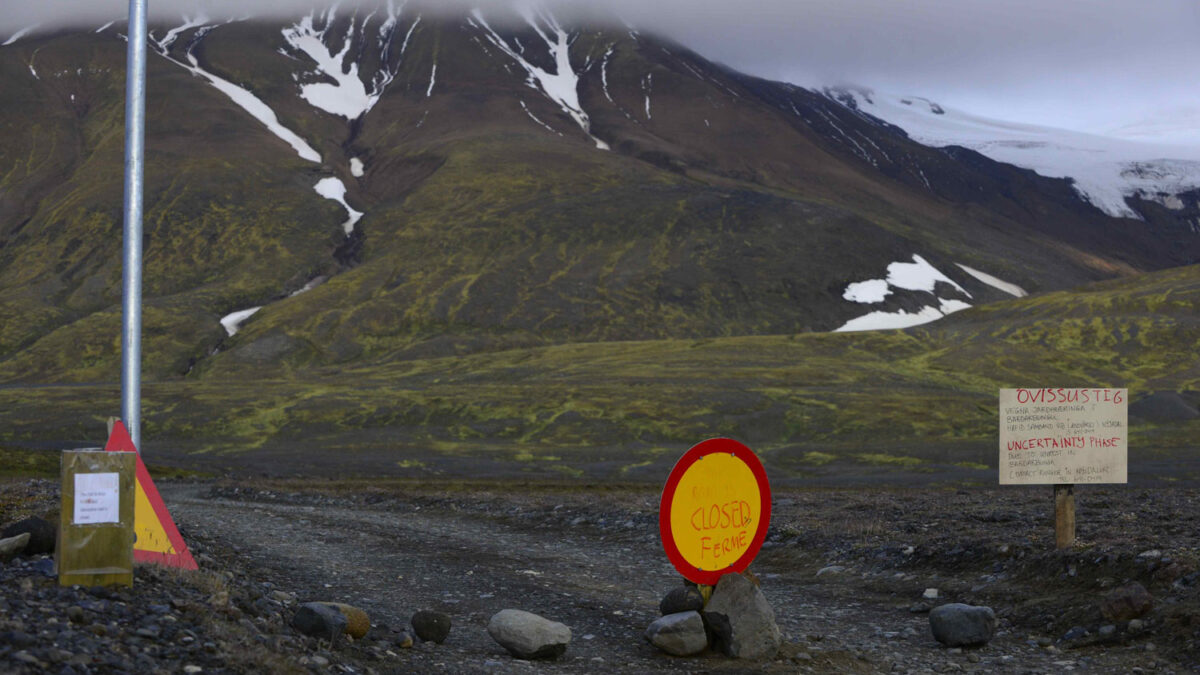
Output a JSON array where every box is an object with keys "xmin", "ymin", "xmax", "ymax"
[
  {"xmin": 1015, "ymin": 388, "xmax": 1124, "ymax": 405},
  {"xmin": 690, "ymin": 501, "xmax": 753, "ymax": 531}
]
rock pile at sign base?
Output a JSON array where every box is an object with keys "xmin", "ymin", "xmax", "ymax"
[
  {"xmin": 487, "ymin": 609, "xmax": 571, "ymax": 659},
  {"xmin": 701, "ymin": 573, "xmax": 782, "ymax": 660},
  {"xmin": 929, "ymin": 603, "xmax": 997, "ymax": 647},
  {"xmin": 659, "ymin": 586, "xmax": 705, "ymax": 615},
  {"xmin": 644, "ymin": 610, "xmax": 708, "ymax": 656}
]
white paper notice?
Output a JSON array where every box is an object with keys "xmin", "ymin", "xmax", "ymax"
[
  {"xmin": 74, "ymin": 472, "xmax": 120, "ymax": 524},
  {"xmin": 999, "ymin": 388, "xmax": 1128, "ymax": 485}
]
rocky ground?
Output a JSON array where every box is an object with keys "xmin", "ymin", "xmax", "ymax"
[{"xmin": 2, "ymin": 477, "xmax": 1198, "ymax": 674}]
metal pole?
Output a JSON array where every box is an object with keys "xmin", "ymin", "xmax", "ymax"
[{"xmin": 121, "ymin": 0, "xmax": 148, "ymax": 451}]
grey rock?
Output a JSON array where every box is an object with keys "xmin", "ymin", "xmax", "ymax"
[
  {"xmin": 2, "ymin": 517, "xmax": 56, "ymax": 555},
  {"xmin": 703, "ymin": 573, "xmax": 782, "ymax": 660},
  {"xmin": 1100, "ymin": 583, "xmax": 1153, "ymax": 622},
  {"xmin": 929, "ymin": 604, "xmax": 996, "ymax": 647},
  {"xmin": 486, "ymin": 609, "xmax": 571, "ymax": 660},
  {"xmin": 411, "ymin": 610, "xmax": 451, "ymax": 644},
  {"xmin": 291, "ymin": 602, "xmax": 348, "ymax": 639},
  {"xmin": 659, "ymin": 586, "xmax": 704, "ymax": 615},
  {"xmin": 645, "ymin": 611, "xmax": 708, "ymax": 656},
  {"xmin": 67, "ymin": 606, "xmax": 85, "ymax": 623},
  {"xmin": 1098, "ymin": 625, "xmax": 1117, "ymax": 639},
  {"xmin": 1128, "ymin": 619, "xmax": 1145, "ymax": 634},
  {"xmin": 32, "ymin": 558, "xmax": 55, "ymax": 577},
  {"xmin": 0, "ymin": 532, "xmax": 31, "ymax": 562},
  {"xmin": 1062, "ymin": 626, "xmax": 1088, "ymax": 642}
]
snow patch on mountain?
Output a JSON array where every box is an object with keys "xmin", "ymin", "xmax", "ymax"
[
  {"xmin": 469, "ymin": 8, "xmax": 608, "ymax": 150},
  {"xmin": 147, "ymin": 18, "xmax": 322, "ymax": 163},
  {"xmin": 220, "ymin": 307, "xmax": 262, "ymax": 337},
  {"xmin": 350, "ymin": 157, "xmax": 364, "ymax": 177},
  {"xmin": 282, "ymin": 3, "xmax": 409, "ymax": 120},
  {"xmin": 152, "ymin": 15, "xmax": 207, "ymax": 52},
  {"xmin": 314, "ymin": 177, "xmax": 363, "ymax": 235},
  {"xmin": 955, "ymin": 263, "xmax": 1027, "ymax": 298},
  {"xmin": 96, "ymin": 21, "xmax": 116, "ymax": 34},
  {"xmin": 184, "ymin": 50, "xmax": 322, "ymax": 163},
  {"xmin": 2, "ymin": 25, "xmax": 38, "ymax": 46},
  {"xmin": 284, "ymin": 10, "xmax": 378, "ymax": 119},
  {"xmin": 826, "ymin": 87, "xmax": 1200, "ymax": 220},
  {"xmin": 835, "ymin": 297, "xmax": 969, "ymax": 333},
  {"xmin": 837, "ymin": 255, "xmax": 972, "ymax": 331},
  {"xmin": 843, "ymin": 279, "xmax": 890, "ymax": 303},
  {"xmin": 426, "ymin": 62, "xmax": 436, "ymax": 97},
  {"xmin": 886, "ymin": 254, "xmax": 969, "ymax": 297},
  {"xmin": 520, "ymin": 100, "xmax": 560, "ymax": 136}
]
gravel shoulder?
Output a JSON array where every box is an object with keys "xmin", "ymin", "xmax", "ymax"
[
  {"xmin": 164, "ymin": 481, "xmax": 1200, "ymax": 674},
  {"xmin": 2, "ymin": 478, "xmax": 1197, "ymax": 674}
]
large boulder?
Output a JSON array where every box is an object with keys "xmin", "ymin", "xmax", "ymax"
[
  {"xmin": 291, "ymin": 603, "xmax": 348, "ymax": 640},
  {"xmin": 0, "ymin": 533, "xmax": 31, "ymax": 563},
  {"xmin": 929, "ymin": 603, "xmax": 997, "ymax": 647},
  {"xmin": 702, "ymin": 573, "xmax": 781, "ymax": 660},
  {"xmin": 487, "ymin": 609, "xmax": 571, "ymax": 660},
  {"xmin": 2, "ymin": 517, "xmax": 56, "ymax": 556},
  {"xmin": 1100, "ymin": 583, "xmax": 1154, "ymax": 622},
  {"xmin": 645, "ymin": 611, "xmax": 708, "ymax": 656}
]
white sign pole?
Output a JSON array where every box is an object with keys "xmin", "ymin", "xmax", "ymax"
[{"xmin": 120, "ymin": 0, "xmax": 149, "ymax": 451}]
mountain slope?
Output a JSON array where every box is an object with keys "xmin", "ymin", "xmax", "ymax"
[{"xmin": 0, "ymin": 5, "xmax": 1196, "ymax": 386}]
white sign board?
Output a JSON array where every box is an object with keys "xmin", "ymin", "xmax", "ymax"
[
  {"xmin": 999, "ymin": 388, "xmax": 1128, "ymax": 485},
  {"xmin": 73, "ymin": 472, "xmax": 120, "ymax": 524}
]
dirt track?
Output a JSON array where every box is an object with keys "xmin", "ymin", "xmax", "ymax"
[{"xmin": 156, "ymin": 481, "xmax": 1200, "ymax": 674}]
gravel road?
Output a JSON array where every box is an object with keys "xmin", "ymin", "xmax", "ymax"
[{"xmin": 158, "ymin": 481, "xmax": 1199, "ymax": 674}]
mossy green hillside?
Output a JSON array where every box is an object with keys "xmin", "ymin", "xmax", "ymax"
[{"xmin": 0, "ymin": 264, "xmax": 1194, "ymax": 479}]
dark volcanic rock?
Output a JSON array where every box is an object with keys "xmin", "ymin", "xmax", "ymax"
[
  {"xmin": 1100, "ymin": 583, "xmax": 1154, "ymax": 622},
  {"xmin": 291, "ymin": 602, "xmax": 348, "ymax": 640},
  {"xmin": 411, "ymin": 609, "xmax": 451, "ymax": 644},
  {"xmin": 702, "ymin": 573, "xmax": 782, "ymax": 660},
  {"xmin": 2, "ymin": 517, "xmax": 56, "ymax": 555},
  {"xmin": 929, "ymin": 603, "xmax": 997, "ymax": 647},
  {"xmin": 660, "ymin": 586, "xmax": 705, "ymax": 615}
]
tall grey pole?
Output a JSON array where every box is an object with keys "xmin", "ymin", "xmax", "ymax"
[{"xmin": 121, "ymin": 0, "xmax": 148, "ymax": 451}]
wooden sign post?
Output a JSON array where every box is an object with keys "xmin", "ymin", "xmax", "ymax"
[
  {"xmin": 1053, "ymin": 484, "xmax": 1075, "ymax": 548},
  {"xmin": 999, "ymin": 388, "xmax": 1127, "ymax": 550}
]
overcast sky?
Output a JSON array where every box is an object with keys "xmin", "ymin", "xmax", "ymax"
[{"xmin": 4, "ymin": 0, "xmax": 1198, "ymax": 136}]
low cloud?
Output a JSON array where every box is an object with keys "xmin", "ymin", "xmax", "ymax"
[{"xmin": 5, "ymin": 0, "xmax": 1198, "ymax": 133}]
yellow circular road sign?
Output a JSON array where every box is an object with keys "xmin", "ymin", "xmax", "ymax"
[{"xmin": 660, "ymin": 438, "xmax": 771, "ymax": 584}]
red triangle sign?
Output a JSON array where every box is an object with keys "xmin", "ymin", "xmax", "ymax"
[{"xmin": 106, "ymin": 421, "xmax": 198, "ymax": 570}]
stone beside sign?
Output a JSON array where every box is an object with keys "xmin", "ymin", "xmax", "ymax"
[{"xmin": 999, "ymin": 388, "xmax": 1128, "ymax": 485}]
